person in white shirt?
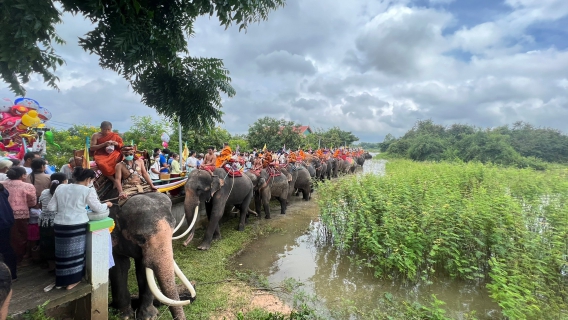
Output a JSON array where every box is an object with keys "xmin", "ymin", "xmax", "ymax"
[
  {"xmin": 47, "ymin": 167, "xmax": 112, "ymax": 290},
  {"xmin": 0, "ymin": 160, "xmax": 12, "ymax": 181},
  {"xmin": 149, "ymin": 153, "xmax": 161, "ymax": 180},
  {"xmin": 185, "ymin": 151, "xmax": 197, "ymax": 172},
  {"xmin": 22, "ymin": 152, "xmax": 40, "ymax": 174}
]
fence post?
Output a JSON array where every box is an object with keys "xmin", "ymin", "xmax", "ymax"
[{"xmin": 86, "ymin": 218, "xmax": 114, "ymax": 320}]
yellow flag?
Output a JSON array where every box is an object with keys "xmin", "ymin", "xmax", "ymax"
[
  {"xmin": 83, "ymin": 138, "xmax": 91, "ymax": 169},
  {"xmin": 263, "ymin": 144, "xmax": 267, "ymax": 151},
  {"xmin": 182, "ymin": 142, "xmax": 189, "ymax": 162}
]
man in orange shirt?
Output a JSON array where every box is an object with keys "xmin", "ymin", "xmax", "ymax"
[{"xmin": 215, "ymin": 142, "xmax": 232, "ymax": 168}]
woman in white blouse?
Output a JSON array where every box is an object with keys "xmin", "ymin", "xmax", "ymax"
[{"xmin": 47, "ymin": 167, "xmax": 113, "ymax": 290}]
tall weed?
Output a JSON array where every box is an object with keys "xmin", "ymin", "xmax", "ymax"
[{"xmin": 318, "ymin": 160, "xmax": 568, "ymax": 319}]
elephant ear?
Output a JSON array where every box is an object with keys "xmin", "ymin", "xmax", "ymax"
[{"xmin": 210, "ymin": 177, "xmax": 224, "ymax": 197}]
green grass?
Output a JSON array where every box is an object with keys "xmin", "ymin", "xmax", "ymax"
[{"xmin": 318, "ymin": 159, "xmax": 568, "ymax": 319}]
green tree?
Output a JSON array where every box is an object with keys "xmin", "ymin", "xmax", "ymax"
[
  {"xmin": 183, "ymin": 126, "xmax": 231, "ymax": 153},
  {"xmin": 1, "ymin": 0, "xmax": 285, "ymax": 129},
  {"xmin": 45, "ymin": 125, "xmax": 99, "ymax": 169},
  {"xmin": 122, "ymin": 116, "xmax": 175, "ymax": 153},
  {"xmin": 321, "ymin": 127, "xmax": 359, "ymax": 148},
  {"xmin": 247, "ymin": 117, "xmax": 302, "ymax": 151}
]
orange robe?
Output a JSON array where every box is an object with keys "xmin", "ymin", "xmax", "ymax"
[
  {"xmin": 263, "ymin": 152, "xmax": 272, "ymax": 168},
  {"xmin": 333, "ymin": 149, "xmax": 339, "ymax": 158},
  {"xmin": 299, "ymin": 150, "xmax": 305, "ymax": 160},
  {"xmin": 316, "ymin": 149, "xmax": 323, "ymax": 159},
  {"xmin": 215, "ymin": 146, "xmax": 233, "ymax": 168},
  {"xmin": 94, "ymin": 132, "xmax": 123, "ymax": 176},
  {"xmin": 288, "ymin": 152, "xmax": 297, "ymax": 163}
]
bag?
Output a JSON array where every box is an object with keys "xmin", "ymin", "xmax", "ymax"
[{"xmin": 159, "ymin": 173, "xmax": 171, "ymax": 180}]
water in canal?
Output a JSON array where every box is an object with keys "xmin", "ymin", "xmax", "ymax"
[{"xmin": 234, "ymin": 159, "xmax": 501, "ymax": 319}]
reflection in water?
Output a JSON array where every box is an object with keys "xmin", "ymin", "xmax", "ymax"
[{"xmin": 234, "ymin": 159, "xmax": 501, "ymax": 319}]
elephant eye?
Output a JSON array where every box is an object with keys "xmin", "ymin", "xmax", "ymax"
[{"xmin": 204, "ymin": 187, "xmax": 210, "ymax": 191}]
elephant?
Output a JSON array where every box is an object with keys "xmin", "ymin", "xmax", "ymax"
[
  {"xmin": 364, "ymin": 152, "xmax": 373, "ymax": 159},
  {"xmin": 306, "ymin": 162, "xmax": 316, "ymax": 179},
  {"xmin": 179, "ymin": 168, "xmax": 254, "ymax": 250},
  {"xmin": 325, "ymin": 158, "xmax": 335, "ymax": 180},
  {"xmin": 331, "ymin": 158, "xmax": 339, "ymax": 178},
  {"xmin": 294, "ymin": 167, "xmax": 312, "ymax": 200},
  {"xmin": 245, "ymin": 168, "xmax": 289, "ymax": 219},
  {"xmin": 108, "ymin": 192, "xmax": 196, "ymax": 320},
  {"xmin": 356, "ymin": 156, "xmax": 366, "ymax": 167},
  {"xmin": 282, "ymin": 163, "xmax": 299, "ymax": 202}
]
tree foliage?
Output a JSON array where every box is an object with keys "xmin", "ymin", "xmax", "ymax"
[
  {"xmin": 45, "ymin": 125, "xmax": 98, "ymax": 168},
  {"xmin": 1, "ymin": 0, "xmax": 285, "ymax": 129},
  {"xmin": 383, "ymin": 120, "xmax": 568, "ymax": 169},
  {"xmin": 247, "ymin": 117, "xmax": 302, "ymax": 151}
]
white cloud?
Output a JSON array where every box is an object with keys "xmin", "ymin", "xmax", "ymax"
[{"xmin": 2, "ymin": 0, "xmax": 568, "ymax": 143}]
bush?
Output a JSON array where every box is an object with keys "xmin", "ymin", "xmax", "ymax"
[{"xmin": 318, "ymin": 160, "xmax": 568, "ymax": 319}]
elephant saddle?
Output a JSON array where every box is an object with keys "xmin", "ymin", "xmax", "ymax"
[
  {"xmin": 222, "ymin": 164, "xmax": 242, "ymax": 177},
  {"xmin": 118, "ymin": 184, "xmax": 154, "ymax": 206},
  {"xmin": 266, "ymin": 165, "xmax": 281, "ymax": 177}
]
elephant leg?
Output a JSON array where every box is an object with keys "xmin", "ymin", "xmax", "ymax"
[
  {"xmin": 277, "ymin": 196, "xmax": 287, "ymax": 214},
  {"xmin": 199, "ymin": 202, "xmax": 223, "ymax": 250},
  {"xmin": 262, "ymin": 189, "xmax": 271, "ymax": 219},
  {"xmin": 134, "ymin": 258, "xmax": 158, "ymax": 320},
  {"xmin": 254, "ymin": 192, "xmax": 262, "ymax": 219},
  {"xmin": 110, "ymin": 254, "xmax": 134, "ymax": 319}
]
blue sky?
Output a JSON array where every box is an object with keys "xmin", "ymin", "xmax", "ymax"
[{"xmin": 2, "ymin": 0, "xmax": 568, "ymax": 143}]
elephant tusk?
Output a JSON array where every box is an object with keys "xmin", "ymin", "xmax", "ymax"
[
  {"xmin": 174, "ymin": 260, "xmax": 197, "ymax": 298},
  {"xmin": 172, "ymin": 206, "xmax": 199, "ymax": 240},
  {"xmin": 145, "ymin": 267, "xmax": 192, "ymax": 306},
  {"xmin": 172, "ymin": 215, "xmax": 186, "ymax": 234}
]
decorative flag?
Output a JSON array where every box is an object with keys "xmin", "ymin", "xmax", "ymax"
[
  {"xmin": 282, "ymin": 144, "xmax": 285, "ymax": 152},
  {"xmin": 182, "ymin": 142, "xmax": 189, "ymax": 163},
  {"xmin": 84, "ymin": 137, "xmax": 91, "ymax": 169},
  {"xmin": 263, "ymin": 144, "xmax": 267, "ymax": 151}
]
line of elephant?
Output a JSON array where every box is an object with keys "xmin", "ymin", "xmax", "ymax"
[{"xmin": 104, "ymin": 152, "xmax": 372, "ymax": 319}]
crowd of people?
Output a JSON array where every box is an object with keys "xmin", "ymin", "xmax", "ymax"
[{"xmin": 0, "ymin": 150, "xmax": 112, "ymax": 318}]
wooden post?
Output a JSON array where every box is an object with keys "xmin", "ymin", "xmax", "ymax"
[{"xmin": 86, "ymin": 218, "xmax": 114, "ymax": 320}]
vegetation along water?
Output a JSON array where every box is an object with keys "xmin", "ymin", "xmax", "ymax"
[{"xmin": 318, "ymin": 159, "xmax": 568, "ymax": 319}]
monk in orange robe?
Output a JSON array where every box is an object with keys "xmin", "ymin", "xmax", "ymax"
[
  {"xmin": 316, "ymin": 149, "xmax": 324, "ymax": 159},
  {"xmin": 299, "ymin": 149, "xmax": 305, "ymax": 160},
  {"xmin": 288, "ymin": 152, "xmax": 297, "ymax": 163},
  {"xmin": 333, "ymin": 149, "xmax": 339, "ymax": 158},
  {"xmin": 91, "ymin": 121, "xmax": 123, "ymax": 182},
  {"xmin": 263, "ymin": 151, "xmax": 272, "ymax": 168},
  {"xmin": 215, "ymin": 142, "xmax": 232, "ymax": 168}
]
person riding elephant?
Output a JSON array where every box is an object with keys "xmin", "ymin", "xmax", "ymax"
[
  {"xmin": 106, "ymin": 191, "xmax": 196, "ymax": 320},
  {"xmin": 178, "ymin": 168, "xmax": 254, "ymax": 250}
]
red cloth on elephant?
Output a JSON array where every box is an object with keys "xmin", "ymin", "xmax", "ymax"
[{"xmin": 94, "ymin": 132, "xmax": 123, "ymax": 177}]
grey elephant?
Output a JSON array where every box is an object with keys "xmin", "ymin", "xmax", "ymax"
[
  {"xmin": 294, "ymin": 166, "xmax": 312, "ymax": 200},
  {"xmin": 109, "ymin": 192, "xmax": 196, "ymax": 320},
  {"xmin": 179, "ymin": 168, "xmax": 254, "ymax": 250},
  {"xmin": 245, "ymin": 167, "xmax": 289, "ymax": 218}
]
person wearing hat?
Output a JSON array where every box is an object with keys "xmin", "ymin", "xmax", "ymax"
[{"xmin": 0, "ymin": 160, "xmax": 13, "ymax": 182}]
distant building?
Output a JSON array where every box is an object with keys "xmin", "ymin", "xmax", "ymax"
[{"xmin": 279, "ymin": 125, "xmax": 312, "ymax": 136}]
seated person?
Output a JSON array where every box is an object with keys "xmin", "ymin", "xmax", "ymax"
[
  {"xmin": 115, "ymin": 146, "xmax": 157, "ymax": 205},
  {"xmin": 215, "ymin": 142, "xmax": 232, "ymax": 168},
  {"xmin": 170, "ymin": 153, "xmax": 182, "ymax": 175},
  {"xmin": 91, "ymin": 121, "xmax": 123, "ymax": 185},
  {"xmin": 202, "ymin": 147, "xmax": 217, "ymax": 168},
  {"xmin": 288, "ymin": 151, "xmax": 297, "ymax": 164}
]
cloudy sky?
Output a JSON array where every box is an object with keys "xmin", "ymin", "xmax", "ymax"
[{"xmin": 2, "ymin": 0, "xmax": 568, "ymax": 142}]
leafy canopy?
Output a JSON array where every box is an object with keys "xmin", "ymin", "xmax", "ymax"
[{"xmin": 1, "ymin": 0, "xmax": 285, "ymax": 129}]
